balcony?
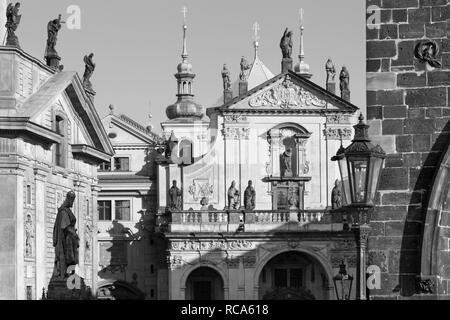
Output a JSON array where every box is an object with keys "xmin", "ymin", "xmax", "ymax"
[{"xmin": 159, "ymin": 209, "xmax": 348, "ymax": 233}]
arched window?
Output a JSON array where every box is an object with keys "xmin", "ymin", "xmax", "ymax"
[{"xmin": 54, "ymin": 114, "xmax": 67, "ymax": 167}]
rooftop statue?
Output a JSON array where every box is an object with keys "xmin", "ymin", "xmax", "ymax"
[
  {"xmin": 280, "ymin": 28, "xmax": 293, "ymax": 59},
  {"xmin": 45, "ymin": 14, "xmax": 63, "ymax": 68},
  {"xmin": 5, "ymin": 2, "xmax": 21, "ymax": 48},
  {"xmin": 221, "ymin": 64, "xmax": 231, "ymax": 91},
  {"xmin": 340, "ymin": 66, "xmax": 350, "ymax": 93},
  {"xmin": 325, "ymin": 58, "xmax": 336, "ymax": 83},
  {"xmin": 239, "ymin": 56, "xmax": 251, "ymax": 81},
  {"xmin": 83, "ymin": 53, "xmax": 96, "ymax": 91}
]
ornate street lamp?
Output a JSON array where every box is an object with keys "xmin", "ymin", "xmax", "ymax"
[
  {"xmin": 333, "ymin": 261, "xmax": 353, "ymax": 300},
  {"xmin": 332, "ymin": 114, "xmax": 385, "ymax": 300},
  {"xmin": 332, "ymin": 114, "xmax": 385, "ymax": 211}
]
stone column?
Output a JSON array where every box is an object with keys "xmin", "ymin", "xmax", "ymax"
[
  {"xmin": 34, "ymin": 168, "xmax": 48, "ymax": 300},
  {"xmin": 269, "ymin": 129, "xmax": 281, "ymax": 177}
]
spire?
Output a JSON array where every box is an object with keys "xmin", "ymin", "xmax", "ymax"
[
  {"xmin": 294, "ymin": 8, "xmax": 312, "ymax": 79},
  {"xmin": 181, "ymin": 6, "xmax": 188, "ymax": 62},
  {"xmin": 166, "ymin": 6, "xmax": 203, "ymax": 120}
]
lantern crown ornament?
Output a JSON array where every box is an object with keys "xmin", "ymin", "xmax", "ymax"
[{"xmin": 332, "ymin": 114, "xmax": 386, "ymax": 206}]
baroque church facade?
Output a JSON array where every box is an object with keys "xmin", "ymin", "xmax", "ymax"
[{"xmin": 92, "ymin": 18, "xmax": 364, "ymax": 300}]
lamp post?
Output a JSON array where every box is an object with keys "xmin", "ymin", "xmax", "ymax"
[
  {"xmin": 332, "ymin": 114, "xmax": 385, "ymax": 300},
  {"xmin": 333, "ymin": 261, "xmax": 353, "ymax": 300}
]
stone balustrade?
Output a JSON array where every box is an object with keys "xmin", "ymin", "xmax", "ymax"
[{"xmin": 164, "ymin": 209, "xmax": 346, "ymax": 233}]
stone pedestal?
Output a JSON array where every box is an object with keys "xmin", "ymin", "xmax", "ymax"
[
  {"xmin": 45, "ymin": 52, "xmax": 61, "ymax": 70},
  {"xmin": 238, "ymin": 81, "xmax": 248, "ymax": 96},
  {"xmin": 281, "ymin": 58, "xmax": 293, "ymax": 73},
  {"xmin": 224, "ymin": 89, "xmax": 232, "ymax": 104},
  {"xmin": 326, "ymin": 82, "xmax": 336, "ymax": 95},
  {"xmin": 46, "ymin": 274, "xmax": 92, "ymax": 300},
  {"xmin": 341, "ymin": 89, "xmax": 350, "ymax": 102}
]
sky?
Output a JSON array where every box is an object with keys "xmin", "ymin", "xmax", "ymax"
[{"xmin": 9, "ymin": 0, "xmax": 365, "ymax": 133}]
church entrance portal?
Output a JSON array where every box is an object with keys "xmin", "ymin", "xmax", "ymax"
[
  {"xmin": 185, "ymin": 267, "xmax": 224, "ymax": 300},
  {"xmin": 258, "ymin": 251, "xmax": 330, "ymax": 300}
]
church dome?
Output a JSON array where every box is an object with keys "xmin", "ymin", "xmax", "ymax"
[
  {"xmin": 166, "ymin": 96, "xmax": 204, "ymax": 120},
  {"xmin": 177, "ymin": 61, "xmax": 193, "ymax": 73}
]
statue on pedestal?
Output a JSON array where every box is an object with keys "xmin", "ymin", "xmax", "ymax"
[
  {"xmin": 45, "ymin": 14, "xmax": 63, "ymax": 68},
  {"xmin": 227, "ymin": 181, "xmax": 240, "ymax": 210},
  {"xmin": 340, "ymin": 66, "xmax": 350, "ymax": 95},
  {"xmin": 281, "ymin": 148, "xmax": 293, "ymax": 177},
  {"xmin": 83, "ymin": 53, "xmax": 96, "ymax": 91},
  {"xmin": 280, "ymin": 28, "xmax": 293, "ymax": 59},
  {"xmin": 325, "ymin": 58, "xmax": 336, "ymax": 84},
  {"xmin": 244, "ymin": 180, "xmax": 256, "ymax": 210},
  {"xmin": 239, "ymin": 56, "xmax": 251, "ymax": 81},
  {"xmin": 5, "ymin": 2, "xmax": 21, "ymax": 48},
  {"xmin": 169, "ymin": 180, "xmax": 182, "ymax": 210},
  {"xmin": 331, "ymin": 179, "xmax": 343, "ymax": 209},
  {"xmin": 221, "ymin": 64, "xmax": 231, "ymax": 91},
  {"xmin": 52, "ymin": 191, "xmax": 79, "ymax": 280}
]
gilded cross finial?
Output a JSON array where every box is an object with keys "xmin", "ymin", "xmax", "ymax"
[
  {"xmin": 182, "ymin": 6, "xmax": 188, "ymax": 24},
  {"xmin": 252, "ymin": 22, "xmax": 260, "ymax": 42}
]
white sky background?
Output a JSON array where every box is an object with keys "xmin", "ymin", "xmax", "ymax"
[{"xmin": 13, "ymin": 0, "xmax": 365, "ymax": 133}]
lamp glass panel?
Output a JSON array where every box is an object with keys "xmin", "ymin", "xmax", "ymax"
[
  {"xmin": 350, "ymin": 159, "xmax": 368, "ymax": 204},
  {"xmin": 367, "ymin": 157, "xmax": 383, "ymax": 205},
  {"xmin": 338, "ymin": 157, "xmax": 351, "ymax": 205}
]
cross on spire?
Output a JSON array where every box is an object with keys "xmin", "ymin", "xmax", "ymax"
[
  {"xmin": 252, "ymin": 21, "xmax": 260, "ymax": 59},
  {"xmin": 182, "ymin": 6, "xmax": 188, "ymax": 24},
  {"xmin": 252, "ymin": 22, "xmax": 260, "ymax": 42}
]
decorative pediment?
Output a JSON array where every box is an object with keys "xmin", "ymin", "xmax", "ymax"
[{"xmin": 248, "ymin": 75, "xmax": 326, "ymax": 109}]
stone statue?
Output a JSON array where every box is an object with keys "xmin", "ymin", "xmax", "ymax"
[
  {"xmin": 331, "ymin": 179, "xmax": 343, "ymax": 209},
  {"xmin": 280, "ymin": 28, "xmax": 293, "ymax": 59},
  {"xmin": 52, "ymin": 191, "xmax": 79, "ymax": 279},
  {"xmin": 340, "ymin": 66, "xmax": 350, "ymax": 93},
  {"xmin": 227, "ymin": 181, "xmax": 240, "ymax": 210},
  {"xmin": 281, "ymin": 148, "xmax": 293, "ymax": 177},
  {"xmin": 239, "ymin": 56, "xmax": 251, "ymax": 81},
  {"xmin": 325, "ymin": 58, "xmax": 336, "ymax": 83},
  {"xmin": 25, "ymin": 213, "xmax": 34, "ymax": 257},
  {"xmin": 221, "ymin": 64, "xmax": 231, "ymax": 91},
  {"xmin": 83, "ymin": 53, "xmax": 96, "ymax": 91},
  {"xmin": 5, "ymin": 2, "xmax": 21, "ymax": 48},
  {"xmin": 200, "ymin": 197, "xmax": 209, "ymax": 210},
  {"xmin": 244, "ymin": 180, "xmax": 256, "ymax": 210},
  {"xmin": 169, "ymin": 180, "xmax": 182, "ymax": 210},
  {"xmin": 45, "ymin": 14, "xmax": 63, "ymax": 67}
]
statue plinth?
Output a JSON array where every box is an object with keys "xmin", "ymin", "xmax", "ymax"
[
  {"xmin": 326, "ymin": 82, "xmax": 336, "ymax": 95},
  {"xmin": 45, "ymin": 52, "xmax": 61, "ymax": 70},
  {"xmin": 238, "ymin": 81, "xmax": 248, "ymax": 96},
  {"xmin": 281, "ymin": 58, "xmax": 293, "ymax": 73},
  {"xmin": 224, "ymin": 89, "xmax": 233, "ymax": 104},
  {"xmin": 6, "ymin": 34, "xmax": 20, "ymax": 49},
  {"xmin": 341, "ymin": 89, "xmax": 351, "ymax": 102},
  {"xmin": 46, "ymin": 274, "xmax": 92, "ymax": 300}
]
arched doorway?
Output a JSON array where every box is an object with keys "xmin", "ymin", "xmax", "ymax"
[
  {"xmin": 185, "ymin": 267, "xmax": 224, "ymax": 300},
  {"xmin": 258, "ymin": 251, "xmax": 330, "ymax": 300}
]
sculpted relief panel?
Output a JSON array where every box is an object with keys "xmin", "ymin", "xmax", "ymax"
[{"xmin": 249, "ymin": 76, "xmax": 327, "ymax": 109}]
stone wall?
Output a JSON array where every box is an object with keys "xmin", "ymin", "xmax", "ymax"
[{"xmin": 366, "ymin": 0, "xmax": 450, "ymax": 299}]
